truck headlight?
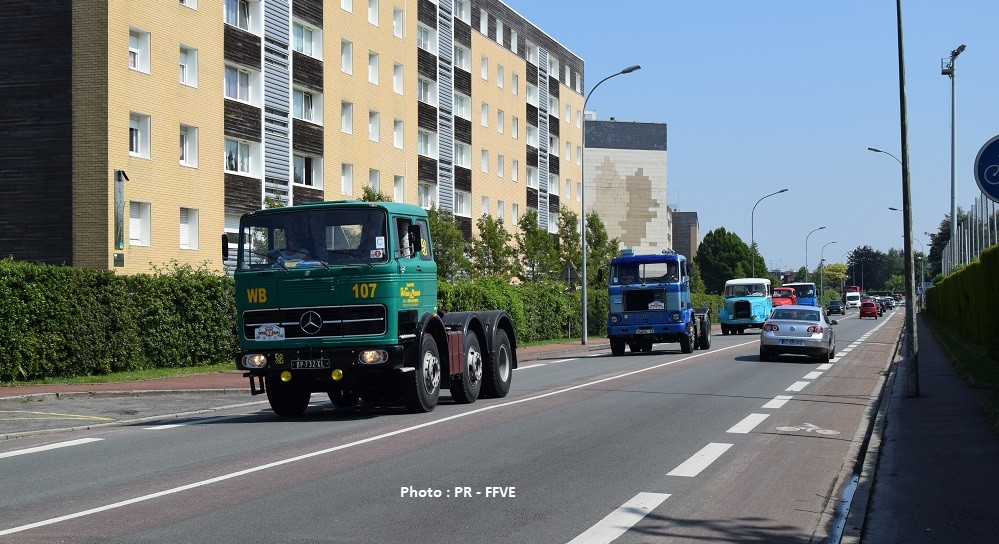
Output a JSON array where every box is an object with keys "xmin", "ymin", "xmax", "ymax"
[
  {"xmin": 358, "ymin": 349, "xmax": 389, "ymax": 365},
  {"xmin": 670, "ymin": 311, "xmax": 681, "ymax": 322},
  {"xmin": 609, "ymin": 315, "xmax": 620, "ymax": 324},
  {"xmin": 242, "ymin": 354, "xmax": 268, "ymax": 368}
]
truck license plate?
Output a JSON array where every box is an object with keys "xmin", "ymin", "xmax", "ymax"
[
  {"xmin": 291, "ymin": 359, "xmax": 331, "ymax": 369},
  {"xmin": 636, "ymin": 328, "xmax": 654, "ymax": 334},
  {"xmin": 779, "ymin": 339, "xmax": 805, "ymax": 346}
]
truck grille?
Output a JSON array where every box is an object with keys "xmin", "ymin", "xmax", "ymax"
[
  {"xmin": 623, "ymin": 289, "xmax": 666, "ymax": 312},
  {"xmin": 734, "ymin": 300, "xmax": 751, "ymax": 319},
  {"xmin": 242, "ymin": 305, "xmax": 386, "ymax": 340}
]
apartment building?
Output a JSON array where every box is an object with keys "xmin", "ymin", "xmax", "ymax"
[
  {"xmin": 671, "ymin": 210, "xmax": 699, "ymax": 261},
  {"xmin": 0, "ymin": 0, "xmax": 583, "ymax": 274},
  {"xmin": 583, "ymin": 118, "xmax": 672, "ymax": 254}
]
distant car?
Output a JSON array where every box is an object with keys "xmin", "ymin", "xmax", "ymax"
[
  {"xmin": 859, "ymin": 301, "xmax": 879, "ymax": 319},
  {"xmin": 759, "ymin": 304, "xmax": 837, "ymax": 363},
  {"xmin": 826, "ymin": 300, "xmax": 845, "ymax": 315},
  {"xmin": 772, "ymin": 287, "xmax": 797, "ymax": 307}
]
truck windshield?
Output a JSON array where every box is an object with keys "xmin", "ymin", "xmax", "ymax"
[
  {"xmin": 610, "ymin": 261, "xmax": 679, "ymax": 284},
  {"xmin": 237, "ymin": 208, "xmax": 388, "ymax": 270},
  {"xmin": 725, "ymin": 284, "xmax": 767, "ymax": 298}
]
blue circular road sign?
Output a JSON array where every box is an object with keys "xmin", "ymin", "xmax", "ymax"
[{"xmin": 974, "ymin": 135, "xmax": 999, "ymax": 203}]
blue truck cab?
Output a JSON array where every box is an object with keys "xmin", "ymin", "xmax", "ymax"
[
  {"xmin": 719, "ymin": 278, "xmax": 773, "ymax": 335},
  {"xmin": 606, "ymin": 250, "xmax": 711, "ymax": 355}
]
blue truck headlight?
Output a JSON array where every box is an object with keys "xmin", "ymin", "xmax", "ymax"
[
  {"xmin": 610, "ymin": 315, "xmax": 620, "ymax": 324},
  {"xmin": 670, "ymin": 311, "xmax": 681, "ymax": 322},
  {"xmin": 242, "ymin": 354, "xmax": 268, "ymax": 368}
]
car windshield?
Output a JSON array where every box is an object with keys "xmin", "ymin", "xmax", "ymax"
[
  {"xmin": 774, "ymin": 291, "xmax": 793, "ymax": 298},
  {"xmin": 770, "ymin": 309, "xmax": 821, "ymax": 321}
]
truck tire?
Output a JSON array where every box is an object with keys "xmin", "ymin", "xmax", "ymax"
[
  {"xmin": 450, "ymin": 332, "xmax": 483, "ymax": 404},
  {"xmin": 610, "ymin": 337, "xmax": 625, "ymax": 356},
  {"xmin": 721, "ymin": 324, "xmax": 730, "ymax": 336},
  {"xmin": 482, "ymin": 329, "xmax": 513, "ymax": 398},
  {"xmin": 680, "ymin": 328, "xmax": 693, "ymax": 354},
  {"xmin": 265, "ymin": 375, "xmax": 311, "ymax": 417},
  {"xmin": 697, "ymin": 316, "xmax": 711, "ymax": 350},
  {"xmin": 405, "ymin": 334, "xmax": 441, "ymax": 413},
  {"xmin": 328, "ymin": 388, "xmax": 359, "ymax": 408}
]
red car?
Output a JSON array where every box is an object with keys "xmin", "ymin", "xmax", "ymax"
[
  {"xmin": 859, "ymin": 301, "xmax": 879, "ymax": 319},
  {"xmin": 772, "ymin": 287, "xmax": 797, "ymax": 307}
]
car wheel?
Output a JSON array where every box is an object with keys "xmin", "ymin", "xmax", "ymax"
[{"xmin": 759, "ymin": 347, "xmax": 771, "ymax": 362}]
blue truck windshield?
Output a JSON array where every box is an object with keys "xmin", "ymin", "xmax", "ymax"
[{"xmin": 611, "ymin": 261, "xmax": 679, "ymax": 285}]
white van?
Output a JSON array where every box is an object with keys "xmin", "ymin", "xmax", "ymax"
[{"xmin": 845, "ymin": 292, "xmax": 861, "ymax": 309}]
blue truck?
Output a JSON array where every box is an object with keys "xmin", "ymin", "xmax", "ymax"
[{"xmin": 605, "ymin": 250, "xmax": 711, "ymax": 356}]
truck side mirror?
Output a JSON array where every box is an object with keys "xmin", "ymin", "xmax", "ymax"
[
  {"xmin": 408, "ymin": 224, "xmax": 423, "ymax": 253},
  {"xmin": 222, "ymin": 233, "xmax": 229, "ymax": 260}
]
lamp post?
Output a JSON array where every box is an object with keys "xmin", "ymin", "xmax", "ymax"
[
  {"xmin": 819, "ymin": 241, "xmax": 837, "ymax": 301},
  {"xmin": 804, "ymin": 226, "xmax": 826, "ymax": 282},
  {"xmin": 942, "ymin": 44, "xmax": 966, "ymax": 274},
  {"xmin": 580, "ymin": 64, "xmax": 641, "ymax": 345},
  {"xmin": 751, "ymin": 188, "xmax": 789, "ymax": 277}
]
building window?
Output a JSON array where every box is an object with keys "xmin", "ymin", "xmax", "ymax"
[
  {"xmin": 180, "ymin": 207, "xmax": 199, "ymax": 249},
  {"xmin": 550, "ymin": 173, "xmax": 559, "ymax": 195},
  {"xmin": 393, "ymin": 63, "xmax": 403, "ymax": 94},
  {"xmin": 480, "ymin": 55, "xmax": 488, "ymax": 80},
  {"xmin": 418, "ymin": 130, "xmax": 436, "ymax": 157},
  {"xmin": 549, "ymin": 96, "xmax": 560, "ymax": 118},
  {"xmin": 341, "ymin": 0, "xmax": 352, "ymax": 12},
  {"xmin": 512, "ymin": 159, "xmax": 519, "ymax": 182},
  {"xmin": 224, "ymin": 65, "xmax": 250, "ymax": 101},
  {"xmin": 455, "ymin": 0, "xmax": 470, "ymax": 23},
  {"xmin": 368, "ymin": 111, "xmax": 380, "ymax": 142},
  {"xmin": 417, "ymin": 25, "xmax": 431, "ymax": 51},
  {"xmin": 496, "ymin": 109, "xmax": 504, "ymax": 133},
  {"xmin": 224, "ymin": 0, "xmax": 250, "ymax": 30},
  {"xmin": 393, "ymin": 7, "xmax": 404, "ymax": 38},
  {"xmin": 180, "ymin": 0, "xmax": 197, "ymax": 9},
  {"xmin": 418, "ymin": 182, "xmax": 436, "ymax": 209},
  {"xmin": 512, "ymin": 203, "xmax": 519, "ymax": 223},
  {"xmin": 566, "ymin": 178, "xmax": 572, "ymax": 199},
  {"xmin": 510, "ymin": 30, "xmax": 518, "ymax": 53},
  {"xmin": 565, "ymin": 104, "xmax": 571, "ymax": 121},
  {"xmin": 293, "ymin": 89, "xmax": 315, "ymax": 121},
  {"xmin": 481, "ymin": 196, "xmax": 489, "ymax": 217},
  {"xmin": 526, "ymin": 125, "xmax": 538, "ymax": 147},
  {"xmin": 455, "ymin": 190, "xmax": 471, "ymax": 217},
  {"xmin": 497, "ymin": 64, "xmax": 504, "ymax": 88},
  {"xmin": 548, "ymin": 57, "xmax": 560, "ymax": 79},
  {"xmin": 418, "ymin": 77, "xmax": 435, "ymax": 105},
  {"xmin": 179, "ymin": 46, "xmax": 198, "ymax": 86},
  {"xmin": 497, "ymin": 200, "xmax": 505, "ymax": 222},
  {"xmin": 179, "ymin": 125, "xmax": 198, "ymax": 167},
  {"xmin": 225, "ymin": 138, "xmax": 252, "ymax": 173},
  {"xmin": 526, "ymin": 41, "xmax": 538, "ymax": 64},
  {"xmin": 526, "ymin": 84, "xmax": 538, "ymax": 107},
  {"xmin": 394, "ymin": 175, "xmax": 404, "ymax": 202},
  {"xmin": 454, "ymin": 142, "xmax": 470, "ymax": 168},
  {"xmin": 341, "ymin": 163, "xmax": 354, "ymax": 195},
  {"xmin": 293, "ymin": 22, "xmax": 322, "ymax": 59},
  {"xmin": 394, "ymin": 119, "xmax": 404, "ymax": 149},
  {"xmin": 129, "ymin": 113, "xmax": 150, "ymax": 158},
  {"xmin": 453, "ymin": 44, "xmax": 469, "ymax": 71},
  {"xmin": 566, "ymin": 141, "xmax": 572, "ymax": 161},
  {"xmin": 294, "ymin": 154, "xmax": 323, "ymax": 188},
  {"xmin": 369, "ymin": 169, "xmax": 380, "ymax": 192},
  {"xmin": 454, "ymin": 93, "xmax": 470, "ymax": 119},
  {"xmin": 341, "ymin": 101, "xmax": 353, "ymax": 133},
  {"xmin": 511, "ymin": 116, "xmax": 519, "ymax": 139},
  {"xmin": 480, "ymin": 149, "xmax": 489, "ymax": 173},
  {"xmin": 495, "ymin": 20, "xmax": 503, "ymax": 45},
  {"xmin": 479, "ymin": 8, "xmax": 488, "ymax": 34},
  {"xmin": 480, "ymin": 103, "xmax": 488, "ymax": 127},
  {"xmin": 368, "ymin": 0, "xmax": 379, "ymax": 25},
  {"xmin": 548, "ymin": 210, "xmax": 558, "ymax": 234},
  {"xmin": 129, "ymin": 29, "xmax": 150, "ymax": 73},
  {"xmin": 497, "ymin": 154, "xmax": 505, "ymax": 177},
  {"xmin": 526, "ymin": 166, "xmax": 538, "ymax": 189},
  {"xmin": 577, "ymin": 146, "xmax": 582, "ymax": 165},
  {"xmin": 576, "ymin": 182, "xmax": 581, "ymax": 201},
  {"xmin": 368, "ymin": 51, "xmax": 379, "ymax": 84},
  {"xmin": 512, "ymin": 73, "xmax": 519, "ymax": 95},
  {"xmin": 341, "ymin": 39, "xmax": 353, "ymax": 74},
  {"xmin": 549, "ymin": 135, "xmax": 560, "ymax": 156},
  {"xmin": 129, "ymin": 201, "xmax": 151, "ymax": 246}
]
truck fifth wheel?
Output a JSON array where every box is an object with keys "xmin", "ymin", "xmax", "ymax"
[{"xmin": 223, "ymin": 201, "xmax": 518, "ymax": 416}]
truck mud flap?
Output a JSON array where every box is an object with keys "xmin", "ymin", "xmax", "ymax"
[{"xmin": 245, "ymin": 372, "xmax": 266, "ymax": 396}]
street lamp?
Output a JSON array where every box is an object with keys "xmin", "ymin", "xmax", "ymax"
[
  {"xmin": 868, "ymin": 146, "xmax": 902, "ymax": 166},
  {"xmin": 942, "ymin": 44, "xmax": 966, "ymax": 274},
  {"xmin": 751, "ymin": 188, "xmax": 789, "ymax": 277},
  {"xmin": 804, "ymin": 226, "xmax": 826, "ymax": 282},
  {"xmin": 819, "ymin": 241, "xmax": 837, "ymax": 301},
  {"xmin": 580, "ymin": 64, "xmax": 641, "ymax": 345}
]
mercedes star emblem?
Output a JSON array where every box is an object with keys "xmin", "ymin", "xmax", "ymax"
[{"xmin": 299, "ymin": 311, "xmax": 323, "ymax": 335}]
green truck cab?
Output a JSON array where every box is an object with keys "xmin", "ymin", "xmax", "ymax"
[{"xmin": 223, "ymin": 201, "xmax": 517, "ymax": 416}]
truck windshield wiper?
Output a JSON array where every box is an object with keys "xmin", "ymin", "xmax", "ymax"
[{"xmin": 325, "ymin": 249, "xmax": 374, "ymax": 267}]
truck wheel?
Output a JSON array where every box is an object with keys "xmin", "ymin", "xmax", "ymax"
[
  {"xmin": 697, "ymin": 316, "xmax": 711, "ymax": 350},
  {"xmin": 405, "ymin": 334, "xmax": 441, "ymax": 413},
  {"xmin": 265, "ymin": 375, "xmax": 311, "ymax": 417},
  {"xmin": 721, "ymin": 325, "xmax": 730, "ymax": 336},
  {"xmin": 641, "ymin": 339, "xmax": 653, "ymax": 352},
  {"xmin": 610, "ymin": 337, "xmax": 625, "ymax": 356},
  {"xmin": 680, "ymin": 329, "xmax": 693, "ymax": 354},
  {"xmin": 450, "ymin": 332, "xmax": 483, "ymax": 404},
  {"xmin": 482, "ymin": 329, "xmax": 513, "ymax": 398},
  {"xmin": 328, "ymin": 388, "xmax": 359, "ymax": 408}
]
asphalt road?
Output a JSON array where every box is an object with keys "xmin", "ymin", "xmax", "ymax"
[{"xmin": 0, "ymin": 309, "xmax": 901, "ymax": 543}]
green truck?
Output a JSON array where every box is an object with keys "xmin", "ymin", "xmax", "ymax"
[{"xmin": 223, "ymin": 201, "xmax": 517, "ymax": 416}]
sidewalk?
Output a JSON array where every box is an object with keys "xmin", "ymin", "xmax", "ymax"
[{"xmin": 844, "ymin": 313, "xmax": 999, "ymax": 543}]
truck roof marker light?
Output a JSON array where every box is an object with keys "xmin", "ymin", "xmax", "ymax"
[{"xmin": 280, "ymin": 371, "xmax": 292, "ymax": 382}]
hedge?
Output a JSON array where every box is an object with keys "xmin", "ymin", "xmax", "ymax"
[{"xmin": 925, "ymin": 245, "xmax": 999, "ymax": 358}]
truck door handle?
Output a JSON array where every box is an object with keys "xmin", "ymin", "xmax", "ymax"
[{"xmin": 416, "ymin": 265, "xmax": 422, "ymax": 272}]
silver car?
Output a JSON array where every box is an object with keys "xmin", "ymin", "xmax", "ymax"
[{"xmin": 759, "ymin": 305, "xmax": 837, "ymax": 363}]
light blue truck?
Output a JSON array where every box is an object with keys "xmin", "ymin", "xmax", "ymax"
[{"xmin": 718, "ymin": 278, "xmax": 773, "ymax": 335}]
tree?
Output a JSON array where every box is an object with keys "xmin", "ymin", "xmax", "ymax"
[
  {"xmin": 470, "ymin": 214, "xmax": 518, "ymax": 279},
  {"xmin": 427, "ymin": 206, "xmax": 470, "ymax": 282},
  {"xmin": 516, "ymin": 209, "xmax": 559, "ymax": 282},
  {"xmin": 819, "ymin": 262, "xmax": 848, "ymax": 295},
  {"xmin": 583, "ymin": 211, "xmax": 620, "ymax": 288},
  {"xmin": 688, "ymin": 258, "xmax": 705, "ymax": 294},
  {"xmin": 361, "ymin": 186, "xmax": 392, "ymax": 202},
  {"xmin": 884, "ymin": 274, "xmax": 905, "ymax": 293},
  {"xmin": 847, "ymin": 245, "xmax": 891, "ymax": 291},
  {"xmin": 696, "ymin": 227, "xmax": 752, "ymax": 293}
]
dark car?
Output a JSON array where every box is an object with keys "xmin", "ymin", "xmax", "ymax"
[{"xmin": 826, "ymin": 300, "xmax": 845, "ymax": 315}]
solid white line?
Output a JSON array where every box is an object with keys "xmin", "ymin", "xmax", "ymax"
[
  {"xmin": 803, "ymin": 371, "xmax": 823, "ymax": 380},
  {"xmin": 762, "ymin": 395, "xmax": 793, "ymax": 409},
  {"xmin": 0, "ymin": 438, "xmax": 103, "ymax": 459},
  {"xmin": 567, "ymin": 492, "xmax": 671, "ymax": 544},
  {"xmin": 144, "ymin": 424, "xmax": 185, "ymax": 430},
  {"xmin": 0, "ymin": 341, "xmax": 755, "ymax": 536},
  {"xmin": 727, "ymin": 413, "xmax": 770, "ymax": 434},
  {"xmin": 548, "ymin": 358, "xmax": 574, "ymax": 365},
  {"xmin": 667, "ymin": 443, "xmax": 733, "ymax": 477},
  {"xmin": 517, "ymin": 363, "xmax": 547, "ymax": 369},
  {"xmin": 817, "ymin": 364, "xmax": 833, "ymax": 371},
  {"xmin": 786, "ymin": 381, "xmax": 810, "ymax": 392}
]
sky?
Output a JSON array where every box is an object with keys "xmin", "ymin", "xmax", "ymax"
[{"xmin": 503, "ymin": 0, "xmax": 999, "ymax": 273}]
